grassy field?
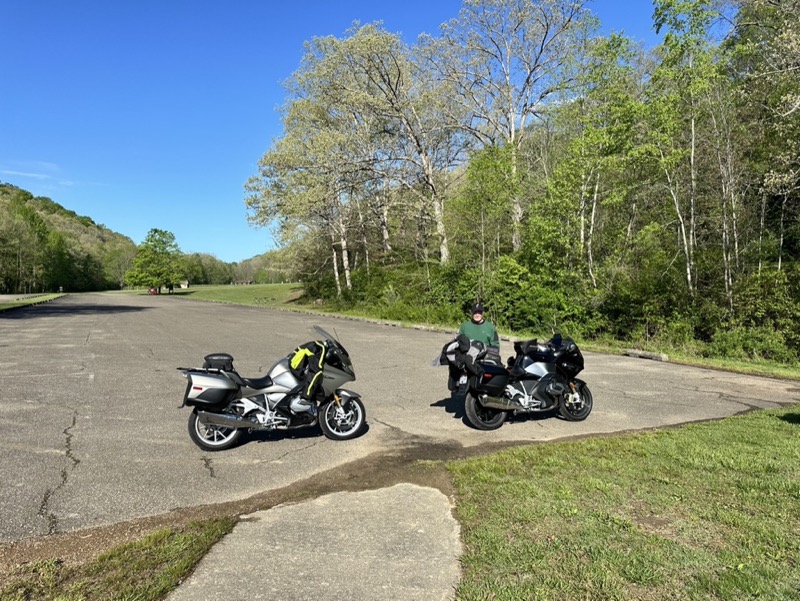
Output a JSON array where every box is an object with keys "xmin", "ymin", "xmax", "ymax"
[
  {"xmin": 1, "ymin": 519, "xmax": 236, "ymax": 601},
  {"xmin": 0, "ymin": 294, "xmax": 64, "ymax": 312},
  {"xmin": 451, "ymin": 408, "xmax": 800, "ymax": 600},
  {"xmin": 168, "ymin": 283, "xmax": 304, "ymax": 307}
]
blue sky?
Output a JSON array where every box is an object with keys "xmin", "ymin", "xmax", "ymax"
[{"xmin": 1, "ymin": 1, "xmax": 661, "ymax": 263}]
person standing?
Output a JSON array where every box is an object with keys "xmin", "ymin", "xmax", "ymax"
[
  {"xmin": 458, "ymin": 302, "xmax": 499, "ymax": 351},
  {"xmin": 459, "ymin": 302, "xmax": 502, "ymax": 367}
]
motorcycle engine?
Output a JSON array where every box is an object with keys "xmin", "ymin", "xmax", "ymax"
[
  {"xmin": 504, "ymin": 381, "xmax": 541, "ymax": 409},
  {"xmin": 505, "ymin": 379, "xmax": 566, "ymax": 409}
]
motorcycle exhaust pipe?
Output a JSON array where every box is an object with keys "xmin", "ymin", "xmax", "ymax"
[
  {"xmin": 478, "ymin": 395, "xmax": 524, "ymax": 412},
  {"xmin": 197, "ymin": 410, "xmax": 256, "ymax": 429}
]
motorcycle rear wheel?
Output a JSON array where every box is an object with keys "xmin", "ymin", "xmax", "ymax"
[
  {"xmin": 319, "ymin": 397, "xmax": 366, "ymax": 440},
  {"xmin": 188, "ymin": 409, "xmax": 243, "ymax": 451},
  {"xmin": 559, "ymin": 380, "xmax": 593, "ymax": 421},
  {"xmin": 464, "ymin": 393, "xmax": 507, "ymax": 430}
]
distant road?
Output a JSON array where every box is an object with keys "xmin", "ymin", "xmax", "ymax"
[{"xmin": 0, "ymin": 293, "xmax": 796, "ymax": 544}]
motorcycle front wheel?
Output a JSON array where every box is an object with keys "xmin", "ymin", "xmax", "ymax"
[
  {"xmin": 464, "ymin": 393, "xmax": 507, "ymax": 430},
  {"xmin": 187, "ymin": 409, "xmax": 243, "ymax": 451},
  {"xmin": 319, "ymin": 397, "xmax": 366, "ymax": 440},
  {"xmin": 559, "ymin": 379, "xmax": 593, "ymax": 421}
]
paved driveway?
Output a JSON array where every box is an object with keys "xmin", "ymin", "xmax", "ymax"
[{"xmin": 0, "ymin": 293, "xmax": 797, "ymax": 543}]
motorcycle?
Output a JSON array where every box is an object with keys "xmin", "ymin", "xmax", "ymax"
[
  {"xmin": 177, "ymin": 326, "xmax": 365, "ymax": 451},
  {"xmin": 442, "ymin": 334, "xmax": 593, "ymax": 430}
]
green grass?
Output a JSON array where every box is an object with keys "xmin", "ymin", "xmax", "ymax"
[
  {"xmin": 168, "ymin": 283, "xmax": 304, "ymax": 307},
  {"xmin": 0, "ymin": 294, "xmax": 64, "ymax": 312},
  {"xmin": 449, "ymin": 407, "xmax": 800, "ymax": 600},
  {"xmin": 0, "ymin": 518, "xmax": 236, "ymax": 601}
]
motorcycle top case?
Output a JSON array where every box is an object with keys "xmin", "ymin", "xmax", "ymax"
[{"xmin": 203, "ymin": 353, "xmax": 234, "ymax": 371}]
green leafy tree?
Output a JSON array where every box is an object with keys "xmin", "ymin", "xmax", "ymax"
[{"xmin": 125, "ymin": 229, "xmax": 183, "ymax": 290}]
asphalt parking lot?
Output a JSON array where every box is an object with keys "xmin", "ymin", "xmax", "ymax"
[{"xmin": 1, "ymin": 293, "xmax": 797, "ymax": 545}]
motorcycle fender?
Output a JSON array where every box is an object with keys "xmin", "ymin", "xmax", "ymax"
[{"xmin": 334, "ymin": 388, "xmax": 361, "ymax": 402}]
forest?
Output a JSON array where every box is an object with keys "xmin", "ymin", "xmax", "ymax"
[
  {"xmin": 0, "ymin": 184, "xmax": 288, "ymax": 294},
  {"xmin": 244, "ymin": 0, "xmax": 800, "ymax": 363}
]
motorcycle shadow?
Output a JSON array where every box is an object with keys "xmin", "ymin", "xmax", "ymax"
[
  {"xmin": 245, "ymin": 423, "xmax": 371, "ymax": 445},
  {"xmin": 431, "ymin": 393, "xmax": 570, "ymax": 428},
  {"xmin": 506, "ymin": 409, "xmax": 560, "ymax": 424},
  {"xmin": 430, "ymin": 392, "xmax": 467, "ymax": 421}
]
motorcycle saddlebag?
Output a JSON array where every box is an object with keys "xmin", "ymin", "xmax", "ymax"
[
  {"xmin": 474, "ymin": 361, "xmax": 509, "ymax": 396},
  {"xmin": 184, "ymin": 371, "xmax": 238, "ymax": 407},
  {"xmin": 203, "ymin": 353, "xmax": 234, "ymax": 371}
]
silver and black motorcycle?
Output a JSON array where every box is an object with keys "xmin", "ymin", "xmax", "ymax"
[
  {"xmin": 177, "ymin": 326, "xmax": 365, "ymax": 451},
  {"xmin": 439, "ymin": 334, "xmax": 593, "ymax": 430}
]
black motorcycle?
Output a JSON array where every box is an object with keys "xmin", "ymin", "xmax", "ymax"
[{"xmin": 459, "ymin": 334, "xmax": 593, "ymax": 430}]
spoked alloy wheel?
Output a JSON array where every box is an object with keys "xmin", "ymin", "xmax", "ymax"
[
  {"xmin": 464, "ymin": 393, "xmax": 507, "ymax": 430},
  {"xmin": 559, "ymin": 379, "xmax": 593, "ymax": 421},
  {"xmin": 319, "ymin": 397, "xmax": 366, "ymax": 440},
  {"xmin": 188, "ymin": 409, "xmax": 243, "ymax": 451}
]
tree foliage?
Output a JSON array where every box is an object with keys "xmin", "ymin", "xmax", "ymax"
[
  {"xmin": 246, "ymin": 0, "xmax": 800, "ymax": 363},
  {"xmin": 124, "ymin": 229, "xmax": 184, "ymax": 290},
  {"xmin": 0, "ymin": 183, "xmax": 137, "ymax": 293}
]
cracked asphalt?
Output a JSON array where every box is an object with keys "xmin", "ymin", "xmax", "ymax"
[{"xmin": 1, "ymin": 293, "xmax": 798, "ymax": 549}]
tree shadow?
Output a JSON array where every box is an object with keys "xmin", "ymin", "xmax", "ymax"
[
  {"xmin": 1, "ymin": 302, "xmax": 149, "ymax": 319},
  {"xmin": 779, "ymin": 412, "xmax": 800, "ymax": 425}
]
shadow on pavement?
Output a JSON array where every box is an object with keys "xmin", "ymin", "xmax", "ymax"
[
  {"xmin": 0, "ymin": 303, "xmax": 149, "ymax": 319},
  {"xmin": 431, "ymin": 393, "xmax": 466, "ymax": 420},
  {"xmin": 245, "ymin": 423, "xmax": 372, "ymax": 446}
]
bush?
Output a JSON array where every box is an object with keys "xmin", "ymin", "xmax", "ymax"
[{"xmin": 708, "ymin": 326, "xmax": 796, "ymax": 364}]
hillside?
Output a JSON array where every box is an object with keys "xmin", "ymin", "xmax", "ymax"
[{"xmin": 0, "ymin": 182, "xmax": 137, "ymax": 293}]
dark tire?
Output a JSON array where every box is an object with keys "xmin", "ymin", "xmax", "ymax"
[
  {"xmin": 319, "ymin": 397, "xmax": 366, "ymax": 440},
  {"xmin": 187, "ymin": 409, "xmax": 243, "ymax": 451},
  {"xmin": 464, "ymin": 393, "xmax": 507, "ymax": 430},
  {"xmin": 559, "ymin": 379, "xmax": 593, "ymax": 421}
]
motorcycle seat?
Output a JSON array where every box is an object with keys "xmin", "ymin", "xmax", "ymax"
[{"xmin": 238, "ymin": 374, "xmax": 273, "ymax": 389}]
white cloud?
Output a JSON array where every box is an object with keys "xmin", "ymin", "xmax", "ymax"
[{"xmin": 0, "ymin": 169, "xmax": 52, "ymax": 180}]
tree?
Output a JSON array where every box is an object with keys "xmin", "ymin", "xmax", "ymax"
[
  {"xmin": 421, "ymin": 0, "xmax": 596, "ymax": 251},
  {"xmin": 125, "ymin": 229, "xmax": 183, "ymax": 290}
]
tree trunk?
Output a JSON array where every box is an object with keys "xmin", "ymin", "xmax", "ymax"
[
  {"xmin": 339, "ymin": 228, "xmax": 352, "ymax": 290},
  {"xmin": 587, "ymin": 172, "xmax": 599, "ymax": 290},
  {"xmin": 432, "ymin": 193, "xmax": 449, "ymax": 264},
  {"xmin": 330, "ymin": 233, "xmax": 342, "ymax": 297},
  {"xmin": 758, "ymin": 191, "xmax": 766, "ymax": 276},
  {"xmin": 778, "ymin": 193, "xmax": 786, "ymax": 272},
  {"xmin": 355, "ymin": 197, "xmax": 370, "ymax": 275},
  {"xmin": 510, "ymin": 146, "xmax": 522, "ymax": 253},
  {"xmin": 379, "ymin": 180, "xmax": 392, "ymax": 253},
  {"xmin": 661, "ymin": 154, "xmax": 695, "ymax": 297}
]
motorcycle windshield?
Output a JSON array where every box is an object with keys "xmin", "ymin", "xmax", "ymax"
[{"xmin": 313, "ymin": 325, "xmax": 347, "ymax": 355}]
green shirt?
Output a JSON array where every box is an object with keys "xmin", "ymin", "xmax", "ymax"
[{"xmin": 459, "ymin": 319, "xmax": 499, "ymax": 349}]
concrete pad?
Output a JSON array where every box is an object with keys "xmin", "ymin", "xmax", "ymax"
[{"xmin": 167, "ymin": 484, "xmax": 462, "ymax": 601}]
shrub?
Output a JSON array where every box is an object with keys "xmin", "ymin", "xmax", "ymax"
[{"xmin": 708, "ymin": 326, "xmax": 796, "ymax": 363}]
